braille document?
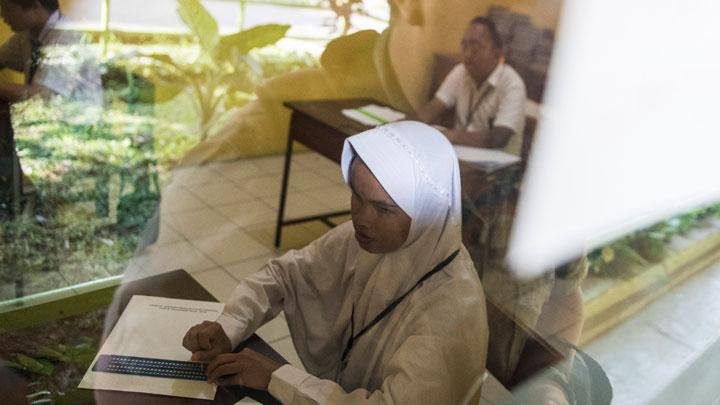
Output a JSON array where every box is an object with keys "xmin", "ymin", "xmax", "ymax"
[
  {"xmin": 78, "ymin": 295, "xmax": 224, "ymax": 399},
  {"xmin": 341, "ymin": 103, "xmax": 406, "ymax": 126},
  {"xmin": 453, "ymin": 145, "xmax": 520, "ymax": 171}
]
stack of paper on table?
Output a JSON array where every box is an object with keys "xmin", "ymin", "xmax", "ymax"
[
  {"xmin": 453, "ymin": 145, "xmax": 521, "ymax": 171},
  {"xmin": 341, "ymin": 104, "xmax": 406, "ymax": 126},
  {"xmin": 78, "ymin": 295, "xmax": 224, "ymax": 400}
]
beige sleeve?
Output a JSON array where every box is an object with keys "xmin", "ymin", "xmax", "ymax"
[
  {"xmin": 268, "ymin": 333, "xmax": 485, "ymax": 404},
  {"xmin": 217, "ymin": 267, "xmax": 286, "ymax": 348},
  {"xmin": 217, "ymin": 225, "xmax": 349, "ymax": 348}
]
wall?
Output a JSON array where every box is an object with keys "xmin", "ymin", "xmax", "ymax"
[{"xmin": 489, "ymin": 0, "xmax": 563, "ymax": 29}]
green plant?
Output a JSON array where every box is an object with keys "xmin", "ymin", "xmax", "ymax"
[
  {"xmin": 588, "ymin": 202, "xmax": 720, "ymax": 277},
  {"xmin": 588, "ymin": 238, "xmax": 650, "ymax": 278},
  {"xmin": 124, "ymin": 0, "xmax": 290, "ymax": 139},
  {"xmin": 1, "ymin": 94, "xmax": 156, "ymax": 299}
]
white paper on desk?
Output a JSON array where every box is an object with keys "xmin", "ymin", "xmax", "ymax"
[
  {"xmin": 78, "ymin": 295, "xmax": 224, "ymax": 399},
  {"xmin": 341, "ymin": 104, "xmax": 406, "ymax": 126},
  {"xmin": 453, "ymin": 145, "xmax": 521, "ymax": 170}
]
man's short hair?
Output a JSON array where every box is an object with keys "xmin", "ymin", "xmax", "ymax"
[
  {"xmin": 469, "ymin": 16, "xmax": 503, "ymax": 50},
  {"xmin": 5, "ymin": 0, "xmax": 59, "ymax": 12}
]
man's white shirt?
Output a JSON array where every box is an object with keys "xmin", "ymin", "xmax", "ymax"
[{"xmin": 435, "ymin": 62, "xmax": 526, "ymax": 155}]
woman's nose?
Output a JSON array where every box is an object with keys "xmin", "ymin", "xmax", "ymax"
[{"xmin": 354, "ymin": 203, "xmax": 376, "ymax": 227}]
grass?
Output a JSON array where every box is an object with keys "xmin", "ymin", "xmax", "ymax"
[{"xmin": 0, "ymin": 42, "xmax": 317, "ymax": 302}]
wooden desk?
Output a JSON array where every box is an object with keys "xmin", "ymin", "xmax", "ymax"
[
  {"xmin": 92, "ymin": 269, "xmax": 286, "ymax": 405},
  {"xmin": 275, "ymin": 99, "xmax": 377, "ymax": 247}
]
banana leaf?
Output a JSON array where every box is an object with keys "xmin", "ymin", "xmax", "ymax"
[
  {"xmin": 219, "ymin": 24, "xmax": 290, "ymax": 57},
  {"xmin": 14, "ymin": 354, "xmax": 54, "ymax": 376},
  {"xmin": 177, "ymin": 0, "xmax": 220, "ymax": 56}
]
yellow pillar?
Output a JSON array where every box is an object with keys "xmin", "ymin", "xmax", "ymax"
[{"xmin": 0, "ymin": 21, "xmax": 23, "ymax": 83}]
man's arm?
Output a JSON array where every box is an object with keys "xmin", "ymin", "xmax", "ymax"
[
  {"xmin": 413, "ymin": 64, "xmax": 464, "ymax": 124},
  {"xmin": 0, "ymin": 81, "xmax": 39, "ymax": 102},
  {"xmin": 414, "ymin": 97, "xmax": 449, "ymax": 124}
]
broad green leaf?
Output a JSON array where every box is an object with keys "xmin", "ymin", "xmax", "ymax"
[
  {"xmin": 219, "ymin": 24, "xmax": 290, "ymax": 57},
  {"xmin": 177, "ymin": 0, "xmax": 219, "ymax": 54},
  {"xmin": 16, "ymin": 354, "xmax": 54, "ymax": 376},
  {"xmin": 66, "ymin": 342, "xmax": 97, "ymax": 367},
  {"xmin": 38, "ymin": 346, "xmax": 71, "ymax": 363},
  {"xmin": 4, "ymin": 360, "xmax": 25, "ymax": 371},
  {"xmin": 142, "ymin": 53, "xmax": 178, "ymax": 68}
]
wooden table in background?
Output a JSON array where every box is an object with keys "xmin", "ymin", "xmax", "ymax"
[{"xmin": 275, "ymin": 99, "xmax": 377, "ymax": 247}]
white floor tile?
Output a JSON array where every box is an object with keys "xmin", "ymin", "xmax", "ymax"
[
  {"xmin": 135, "ymin": 240, "xmax": 217, "ymax": 274},
  {"xmin": 159, "ymin": 184, "xmax": 208, "ymax": 213},
  {"xmin": 224, "ymin": 254, "xmax": 277, "ymax": 281},
  {"xmin": 189, "ymin": 179, "xmax": 255, "ymax": 207},
  {"xmin": 165, "ymin": 207, "xmax": 238, "ymax": 239},
  {"xmin": 292, "ymin": 152, "xmax": 338, "ymax": 172},
  {"xmin": 235, "ymin": 174, "xmax": 285, "ymax": 198},
  {"xmin": 192, "ymin": 268, "xmax": 238, "ymax": 302},
  {"xmin": 289, "ymin": 170, "xmax": 336, "ymax": 191},
  {"xmin": 215, "ymin": 159, "xmax": 266, "ymax": 181},
  {"xmin": 191, "ymin": 229, "xmax": 271, "ymax": 266},
  {"xmin": 120, "ymin": 262, "xmax": 149, "ymax": 283},
  {"xmin": 155, "ymin": 220, "xmax": 185, "ymax": 245},
  {"xmin": 263, "ymin": 193, "xmax": 336, "ymax": 220},
  {"xmin": 170, "ymin": 165, "xmax": 223, "ymax": 187},
  {"xmin": 249, "ymin": 155, "xmax": 286, "ymax": 174},
  {"xmin": 315, "ymin": 165, "xmax": 346, "ymax": 185},
  {"xmin": 216, "ymin": 200, "xmax": 277, "ymax": 228},
  {"xmin": 245, "ymin": 220, "xmax": 329, "ymax": 252}
]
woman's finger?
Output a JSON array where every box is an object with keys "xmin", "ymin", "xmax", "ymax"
[
  {"xmin": 182, "ymin": 324, "xmax": 202, "ymax": 351},
  {"xmin": 206, "ymin": 352, "xmax": 240, "ymax": 376},
  {"xmin": 197, "ymin": 328, "xmax": 212, "ymax": 350},
  {"xmin": 207, "ymin": 360, "xmax": 245, "ymax": 383}
]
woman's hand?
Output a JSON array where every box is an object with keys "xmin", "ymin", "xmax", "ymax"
[
  {"xmin": 182, "ymin": 321, "xmax": 232, "ymax": 361},
  {"xmin": 205, "ymin": 349, "xmax": 283, "ymax": 390}
]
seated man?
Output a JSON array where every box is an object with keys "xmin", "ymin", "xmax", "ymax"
[
  {"xmin": 416, "ymin": 16, "xmax": 527, "ymax": 155},
  {"xmin": 183, "ymin": 121, "xmax": 488, "ymax": 403}
]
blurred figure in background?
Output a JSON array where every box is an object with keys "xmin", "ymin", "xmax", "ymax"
[{"xmin": 0, "ymin": 0, "xmax": 100, "ymax": 208}]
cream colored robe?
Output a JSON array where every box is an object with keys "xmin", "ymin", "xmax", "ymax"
[{"xmin": 218, "ymin": 222, "xmax": 488, "ymax": 404}]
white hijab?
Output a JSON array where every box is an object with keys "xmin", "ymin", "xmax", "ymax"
[{"xmin": 340, "ymin": 121, "xmax": 463, "ymax": 332}]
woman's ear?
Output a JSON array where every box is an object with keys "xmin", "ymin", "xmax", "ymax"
[{"xmin": 393, "ymin": 0, "xmax": 424, "ymax": 26}]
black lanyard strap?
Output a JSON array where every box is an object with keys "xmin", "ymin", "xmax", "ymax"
[{"xmin": 341, "ymin": 249, "xmax": 461, "ymax": 363}]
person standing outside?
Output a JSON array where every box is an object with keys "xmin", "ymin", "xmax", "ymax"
[{"xmin": 0, "ymin": 0, "xmax": 100, "ymax": 206}]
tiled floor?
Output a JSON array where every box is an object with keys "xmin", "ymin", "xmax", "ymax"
[
  {"xmin": 585, "ymin": 262, "xmax": 720, "ymax": 404},
  {"xmin": 124, "ymin": 151, "xmax": 352, "ymax": 370}
]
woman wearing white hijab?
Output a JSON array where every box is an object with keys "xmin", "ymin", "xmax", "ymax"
[{"xmin": 184, "ymin": 121, "xmax": 488, "ymax": 403}]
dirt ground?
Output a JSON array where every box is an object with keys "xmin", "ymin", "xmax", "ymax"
[{"xmin": 0, "ymin": 308, "xmax": 106, "ymax": 398}]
